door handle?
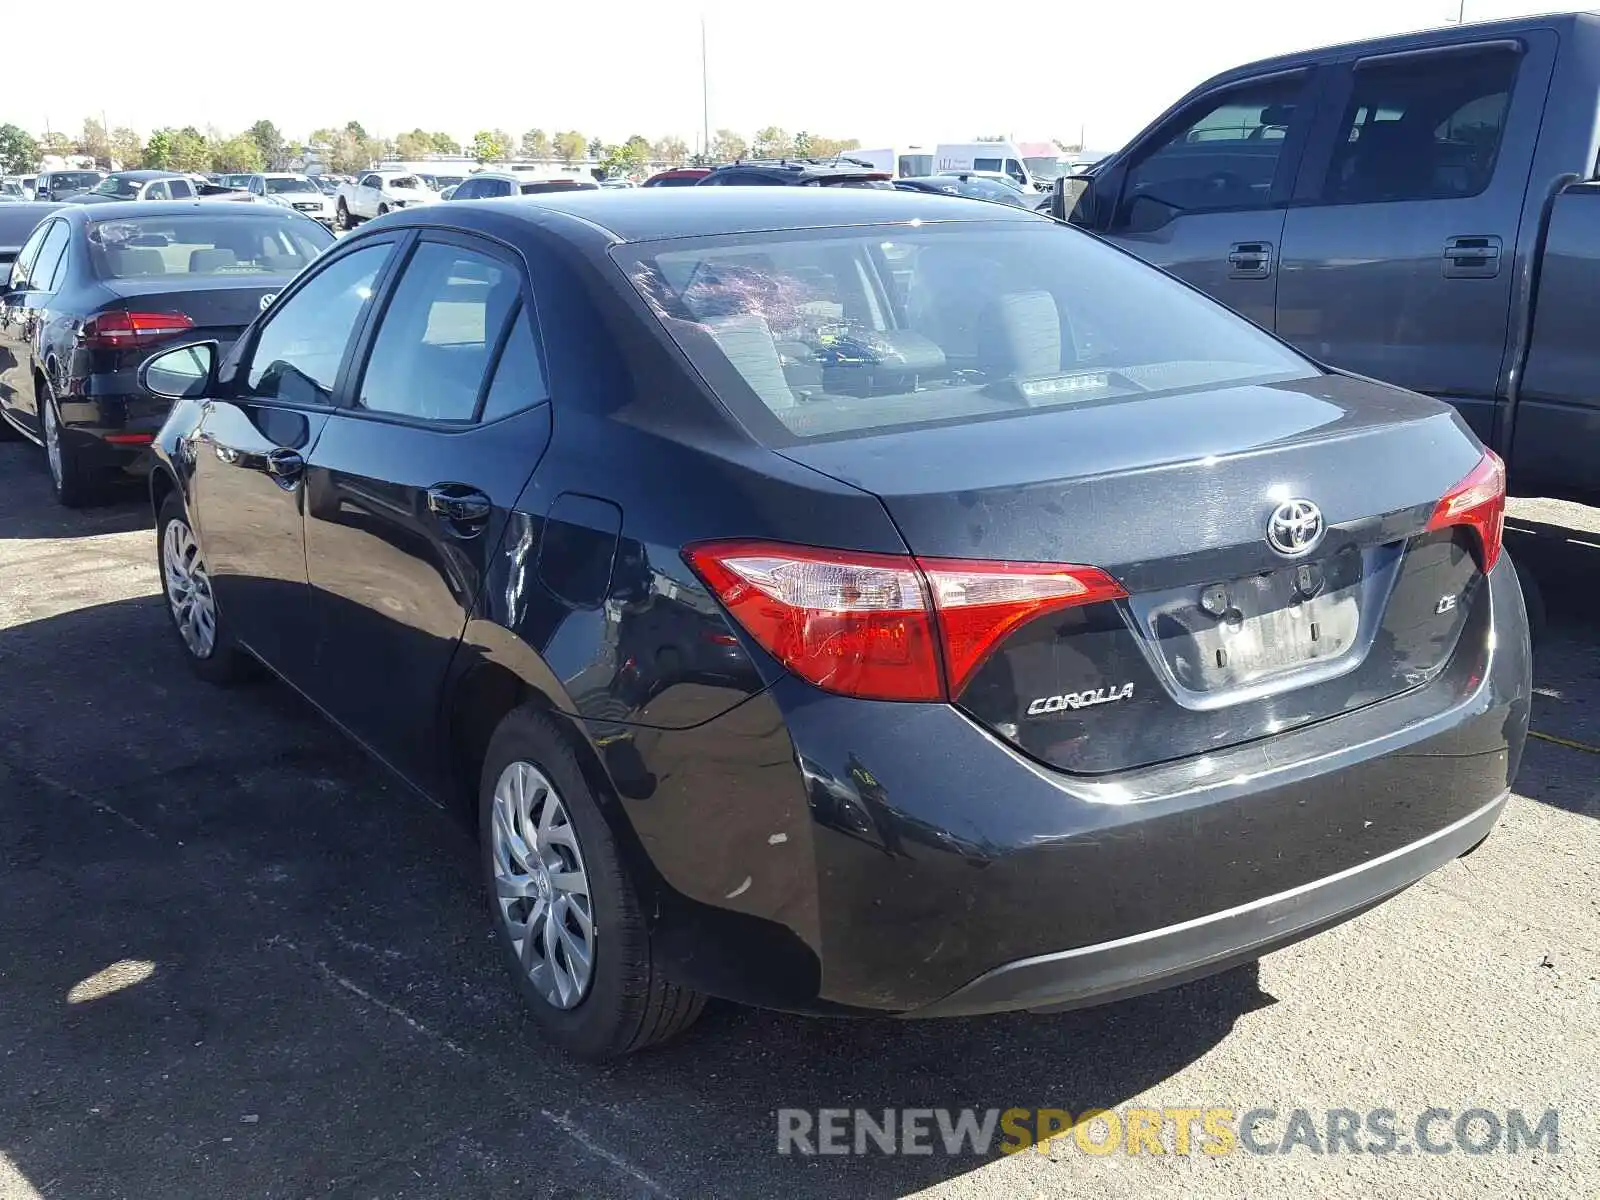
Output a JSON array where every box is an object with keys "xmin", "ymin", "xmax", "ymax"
[
  {"xmin": 264, "ymin": 447, "xmax": 304, "ymax": 485},
  {"xmin": 1227, "ymin": 241, "xmax": 1273, "ymax": 279},
  {"xmin": 1443, "ymin": 235, "xmax": 1501, "ymax": 278},
  {"xmin": 427, "ymin": 485, "xmax": 492, "ymax": 533}
]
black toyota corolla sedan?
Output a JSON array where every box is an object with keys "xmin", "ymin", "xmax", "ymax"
[
  {"xmin": 0, "ymin": 202, "xmax": 333, "ymax": 505},
  {"xmin": 139, "ymin": 189, "xmax": 1531, "ymax": 1060}
]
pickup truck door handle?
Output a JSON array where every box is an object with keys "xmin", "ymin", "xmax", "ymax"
[
  {"xmin": 1443, "ymin": 235, "xmax": 1502, "ymax": 279},
  {"xmin": 1227, "ymin": 241, "xmax": 1273, "ymax": 279},
  {"xmin": 426, "ymin": 485, "xmax": 493, "ymax": 535}
]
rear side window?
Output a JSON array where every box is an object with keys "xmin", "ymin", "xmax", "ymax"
[
  {"xmin": 1320, "ymin": 47, "xmax": 1520, "ymax": 204},
  {"xmin": 28, "ymin": 222, "xmax": 70, "ymax": 295},
  {"xmin": 479, "ymin": 303, "xmax": 548, "ymax": 421},
  {"xmin": 170, "ymin": 179, "xmax": 195, "ymax": 198},
  {"xmin": 621, "ymin": 225, "xmax": 1315, "ymax": 443},
  {"xmin": 356, "ymin": 241, "xmax": 521, "ymax": 422},
  {"xmin": 245, "ymin": 244, "xmax": 390, "ymax": 405},
  {"xmin": 1117, "ymin": 76, "xmax": 1305, "ymax": 228}
]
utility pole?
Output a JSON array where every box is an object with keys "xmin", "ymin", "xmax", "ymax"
[{"xmin": 701, "ymin": 17, "xmax": 710, "ymax": 162}]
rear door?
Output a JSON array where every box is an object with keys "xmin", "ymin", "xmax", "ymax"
[
  {"xmin": 1099, "ymin": 69, "xmax": 1323, "ymax": 329},
  {"xmin": 187, "ymin": 238, "xmax": 399, "ymax": 685},
  {"xmin": 301, "ymin": 230, "xmax": 552, "ymax": 781},
  {"xmin": 1275, "ymin": 34, "xmax": 1555, "ymax": 442}
]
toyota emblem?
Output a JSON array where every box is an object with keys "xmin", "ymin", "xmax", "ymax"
[{"xmin": 1266, "ymin": 499, "xmax": 1324, "ymax": 557}]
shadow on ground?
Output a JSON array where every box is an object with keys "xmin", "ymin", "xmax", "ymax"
[{"xmin": 0, "ymin": 596, "xmax": 1267, "ymax": 1200}]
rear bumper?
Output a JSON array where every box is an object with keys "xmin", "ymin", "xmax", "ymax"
[
  {"xmin": 600, "ymin": 555, "xmax": 1531, "ymax": 1016},
  {"xmin": 911, "ymin": 789, "xmax": 1506, "ymax": 1017}
]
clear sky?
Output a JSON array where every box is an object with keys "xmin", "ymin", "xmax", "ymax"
[{"xmin": 8, "ymin": 0, "xmax": 1571, "ymax": 152}]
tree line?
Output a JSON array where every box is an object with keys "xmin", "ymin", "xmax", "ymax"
[{"xmin": 0, "ymin": 118, "xmax": 863, "ymax": 178}]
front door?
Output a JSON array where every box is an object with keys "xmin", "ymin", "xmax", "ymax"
[
  {"xmin": 0, "ymin": 219, "xmax": 70, "ymax": 436},
  {"xmin": 1099, "ymin": 70, "xmax": 1321, "ymax": 330},
  {"xmin": 189, "ymin": 239, "xmax": 397, "ymax": 683},
  {"xmin": 1274, "ymin": 34, "xmax": 1555, "ymax": 442},
  {"xmin": 302, "ymin": 232, "xmax": 552, "ymax": 782}
]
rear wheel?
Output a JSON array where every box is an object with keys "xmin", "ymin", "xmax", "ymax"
[
  {"xmin": 156, "ymin": 492, "xmax": 251, "ymax": 684},
  {"xmin": 480, "ymin": 706, "xmax": 705, "ymax": 1060},
  {"xmin": 40, "ymin": 384, "xmax": 96, "ymax": 508}
]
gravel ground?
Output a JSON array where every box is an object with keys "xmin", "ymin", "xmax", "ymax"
[{"xmin": 0, "ymin": 441, "xmax": 1594, "ymax": 1199}]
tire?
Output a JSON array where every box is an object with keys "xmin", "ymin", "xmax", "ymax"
[
  {"xmin": 40, "ymin": 383, "xmax": 97, "ymax": 508},
  {"xmin": 377, "ymin": 203, "xmax": 389, "ymax": 216},
  {"xmin": 480, "ymin": 705, "xmax": 705, "ymax": 1060},
  {"xmin": 156, "ymin": 492, "xmax": 251, "ymax": 684},
  {"xmin": 335, "ymin": 200, "xmax": 353, "ymax": 231}
]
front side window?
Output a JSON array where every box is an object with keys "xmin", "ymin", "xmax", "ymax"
[
  {"xmin": 245, "ymin": 243, "xmax": 391, "ymax": 405},
  {"xmin": 90, "ymin": 175, "xmax": 142, "ymax": 199},
  {"xmin": 27, "ymin": 222, "xmax": 70, "ymax": 294},
  {"xmin": 1118, "ymin": 76, "xmax": 1304, "ymax": 228},
  {"xmin": 87, "ymin": 213, "xmax": 333, "ymax": 279},
  {"xmin": 356, "ymin": 241, "xmax": 521, "ymax": 421},
  {"xmin": 9, "ymin": 221, "xmax": 53, "ymax": 288},
  {"xmin": 360, "ymin": 175, "xmax": 379, "ymax": 189},
  {"xmin": 1320, "ymin": 48, "xmax": 1519, "ymax": 204},
  {"xmin": 621, "ymin": 224, "xmax": 1315, "ymax": 443}
]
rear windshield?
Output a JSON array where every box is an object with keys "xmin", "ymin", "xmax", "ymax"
[
  {"xmin": 621, "ymin": 224, "xmax": 1316, "ymax": 442},
  {"xmin": 265, "ymin": 177, "xmax": 317, "ymax": 194},
  {"xmin": 50, "ymin": 172, "xmax": 101, "ymax": 190},
  {"xmin": 87, "ymin": 214, "xmax": 334, "ymax": 279},
  {"xmin": 520, "ymin": 179, "xmax": 594, "ymax": 193},
  {"xmin": 90, "ymin": 176, "xmax": 144, "ymax": 198}
]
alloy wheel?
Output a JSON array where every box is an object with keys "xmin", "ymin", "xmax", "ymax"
[
  {"xmin": 162, "ymin": 518, "xmax": 217, "ymax": 659},
  {"xmin": 42, "ymin": 396, "xmax": 62, "ymax": 487},
  {"xmin": 490, "ymin": 760, "xmax": 595, "ymax": 1009}
]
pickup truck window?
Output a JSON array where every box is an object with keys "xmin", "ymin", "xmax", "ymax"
[
  {"xmin": 1321, "ymin": 47, "xmax": 1518, "ymax": 204},
  {"xmin": 360, "ymin": 175, "xmax": 379, "ymax": 189},
  {"xmin": 1117, "ymin": 76, "xmax": 1304, "ymax": 227}
]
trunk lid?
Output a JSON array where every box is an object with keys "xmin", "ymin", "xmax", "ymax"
[{"xmin": 780, "ymin": 373, "xmax": 1492, "ymax": 773}]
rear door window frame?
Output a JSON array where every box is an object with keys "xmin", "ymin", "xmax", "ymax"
[{"xmin": 338, "ymin": 227, "xmax": 546, "ymax": 429}]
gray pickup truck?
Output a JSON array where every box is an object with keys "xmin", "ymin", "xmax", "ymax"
[{"xmin": 1054, "ymin": 12, "xmax": 1600, "ymax": 504}]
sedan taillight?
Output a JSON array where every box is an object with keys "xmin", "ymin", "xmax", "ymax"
[
  {"xmin": 1425, "ymin": 450, "xmax": 1506, "ymax": 572},
  {"xmin": 684, "ymin": 540, "xmax": 1125, "ymax": 702},
  {"xmin": 80, "ymin": 310, "xmax": 194, "ymax": 350}
]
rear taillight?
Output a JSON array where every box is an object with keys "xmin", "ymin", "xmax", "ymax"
[
  {"xmin": 80, "ymin": 310, "xmax": 194, "ymax": 350},
  {"xmin": 1426, "ymin": 450, "xmax": 1506, "ymax": 572},
  {"xmin": 684, "ymin": 541, "xmax": 1126, "ymax": 702}
]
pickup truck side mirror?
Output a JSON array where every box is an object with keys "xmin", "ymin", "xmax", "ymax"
[{"xmin": 1049, "ymin": 174, "xmax": 1099, "ymax": 227}]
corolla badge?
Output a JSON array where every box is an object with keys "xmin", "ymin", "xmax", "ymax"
[
  {"xmin": 1266, "ymin": 498, "xmax": 1324, "ymax": 557},
  {"xmin": 1026, "ymin": 683, "xmax": 1135, "ymax": 716}
]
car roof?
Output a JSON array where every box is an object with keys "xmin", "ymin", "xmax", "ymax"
[
  {"xmin": 110, "ymin": 170, "xmax": 184, "ymax": 181},
  {"xmin": 452, "ymin": 186, "xmax": 1046, "ymax": 243}
]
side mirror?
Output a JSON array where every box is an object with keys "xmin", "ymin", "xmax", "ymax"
[
  {"xmin": 1049, "ymin": 174, "xmax": 1098, "ymax": 226},
  {"xmin": 141, "ymin": 342, "xmax": 218, "ymax": 400}
]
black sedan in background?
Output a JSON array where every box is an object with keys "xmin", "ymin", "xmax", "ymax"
[
  {"xmin": 141, "ymin": 189, "xmax": 1528, "ymax": 1060},
  {"xmin": 0, "ymin": 202, "xmax": 332, "ymax": 504},
  {"xmin": 894, "ymin": 173, "xmax": 1035, "ymax": 208}
]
